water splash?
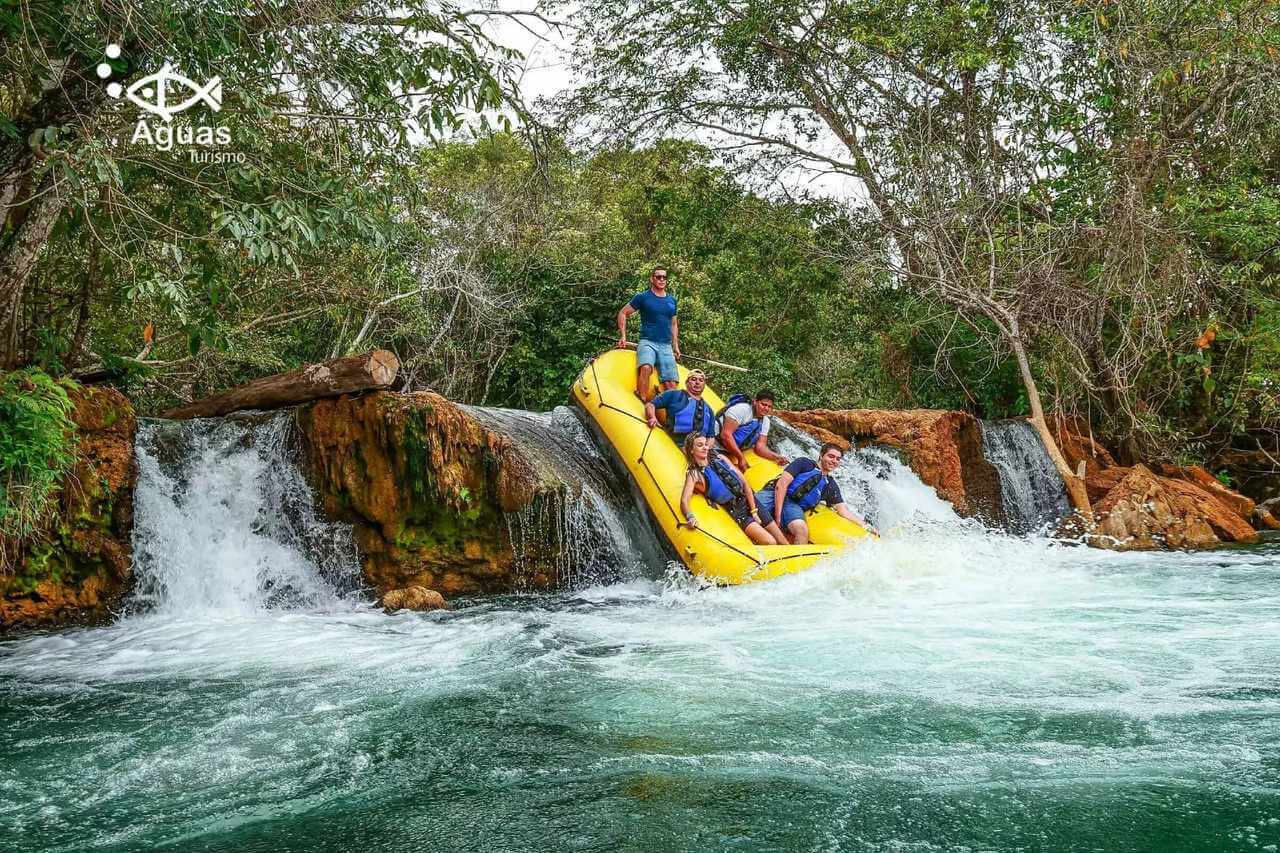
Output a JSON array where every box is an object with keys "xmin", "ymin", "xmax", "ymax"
[
  {"xmin": 130, "ymin": 413, "xmax": 363, "ymax": 615},
  {"xmin": 770, "ymin": 419, "xmax": 961, "ymax": 532},
  {"xmin": 980, "ymin": 419, "xmax": 1070, "ymax": 534}
]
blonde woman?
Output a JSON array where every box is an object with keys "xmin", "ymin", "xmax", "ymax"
[{"xmin": 679, "ymin": 434, "xmax": 783, "ymax": 545}]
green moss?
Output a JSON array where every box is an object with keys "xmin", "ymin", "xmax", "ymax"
[
  {"xmin": 399, "ymin": 493, "xmax": 504, "ymax": 555},
  {"xmin": 400, "ymin": 410, "xmax": 437, "ymax": 504},
  {"xmin": 5, "ymin": 526, "xmax": 79, "ymax": 595}
]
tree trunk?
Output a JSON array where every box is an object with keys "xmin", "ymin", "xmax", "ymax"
[
  {"xmin": 0, "ymin": 49, "xmax": 125, "ymax": 369},
  {"xmin": 0, "ymin": 172, "xmax": 66, "ymax": 368},
  {"xmin": 67, "ymin": 236, "xmax": 99, "ymax": 370},
  {"xmin": 162, "ymin": 350, "xmax": 401, "ymax": 419},
  {"xmin": 1010, "ymin": 334, "xmax": 1093, "ymax": 519}
]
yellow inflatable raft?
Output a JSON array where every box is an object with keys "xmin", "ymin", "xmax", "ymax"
[{"xmin": 571, "ymin": 348, "xmax": 870, "ymax": 584}]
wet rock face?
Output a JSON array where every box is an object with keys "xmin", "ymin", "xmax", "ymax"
[
  {"xmin": 295, "ymin": 392, "xmax": 565, "ymax": 597},
  {"xmin": 1, "ymin": 386, "xmax": 137, "ymax": 631},
  {"xmin": 780, "ymin": 408, "xmax": 1006, "ymax": 525},
  {"xmin": 1071, "ymin": 464, "xmax": 1259, "ymax": 550}
]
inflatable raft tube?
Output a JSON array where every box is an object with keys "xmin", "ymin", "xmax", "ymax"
[{"xmin": 571, "ymin": 348, "xmax": 870, "ymax": 585}]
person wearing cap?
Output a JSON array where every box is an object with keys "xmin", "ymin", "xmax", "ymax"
[
  {"xmin": 616, "ymin": 266, "xmax": 680, "ymax": 401},
  {"xmin": 645, "ymin": 369, "xmax": 716, "ymax": 444}
]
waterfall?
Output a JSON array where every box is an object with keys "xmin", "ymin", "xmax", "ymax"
[
  {"xmin": 465, "ymin": 405, "xmax": 670, "ymax": 587},
  {"xmin": 979, "ymin": 419, "xmax": 1070, "ymax": 535},
  {"xmin": 769, "ymin": 420, "xmax": 962, "ymax": 531},
  {"xmin": 130, "ymin": 413, "xmax": 363, "ymax": 615},
  {"xmin": 124, "ymin": 401, "xmax": 981, "ymax": 615}
]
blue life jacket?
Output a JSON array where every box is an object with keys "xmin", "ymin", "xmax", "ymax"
[
  {"xmin": 701, "ymin": 456, "xmax": 744, "ymax": 506},
  {"xmin": 717, "ymin": 394, "xmax": 762, "ymax": 451},
  {"xmin": 669, "ymin": 392, "xmax": 716, "ymax": 438},
  {"xmin": 786, "ymin": 468, "xmax": 830, "ymax": 512}
]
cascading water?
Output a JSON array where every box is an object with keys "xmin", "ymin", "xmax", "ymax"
[
  {"xmin": 770, "ymin": 418, "xmax": 963, "ymax": 532},
  {"xmin": 979, "ymin": 418, "xmax": 1071, "ymax": 535},
  {"xmin": 130, "ymin": 413, "xmax": 363, "ymax": 615},
  {"xmin": 465, "ymin": 405, "xmax": 669, "ymax": 587}
]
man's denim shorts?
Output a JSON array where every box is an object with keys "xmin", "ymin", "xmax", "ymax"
[
  {"xmin": 636, "ymin": 339, "xmax": 679, "ymax": 382},
  {"xmin": 754, "ymin": 489, "xmax": 806, "ymax": 527}
]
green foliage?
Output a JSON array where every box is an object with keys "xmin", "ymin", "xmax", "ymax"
[
  {"xmin": 0, "ymin": 370, "xmax": 78, "ymax": 547},
  {"xmin": 9, "ymin": 0, "xmax": 1277, "ymax": 470},
  {"xmin": 419, "ymin": 136, "xmax": 903, "ymax": 411},
  {"xmin": 10, "ymin": 0, "xmax": 521, "ymax": 379},
  {"xmin": 557, "ymin": 0, "xmax": 1280, "ymax": 460}
]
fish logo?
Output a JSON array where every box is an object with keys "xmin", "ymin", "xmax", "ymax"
[
  {"xmin": 99, "ymin": 46, "xmax": 222, "ymax": 121},
  {"xmin": 123, "ymin": 63, "xmax": 222, "ymax": 122}
]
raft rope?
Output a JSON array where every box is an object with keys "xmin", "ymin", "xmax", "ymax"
[{"xmin": 581, "ymin": 354, "xmax": 828, "ymax": 571}]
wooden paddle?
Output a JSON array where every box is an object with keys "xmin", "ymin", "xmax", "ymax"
[{"xmin": 613, "ymin": 340, "xmax": 749, "ymax": 373}]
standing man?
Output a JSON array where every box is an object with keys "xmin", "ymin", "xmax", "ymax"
[
  {"xmin": 645, "ymin": 369, "xmax": 717, "ymax": 445},
  {"xmin": 617, "ymin": 266, "xmax": 680, "ymax": 401},
  {"xmin": 754, "ymin": 443, "xmax": 877, "ymax": 544},
  {"xmin": 717, "ymin": 389, "xmax": 789, "ymax": 471}
]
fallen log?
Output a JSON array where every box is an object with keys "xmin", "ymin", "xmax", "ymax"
[{"xmin": 162, "ymin": 350, "xmax": 399, "ymax": 420}]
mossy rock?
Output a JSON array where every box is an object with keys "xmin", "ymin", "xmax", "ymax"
[
  {"xmin": 296, "ymin": 391, "xmax": 567, "ymax": 598},
  {"xmin": 2, "ymin": 385, "xmax": 138, "ymax": 631}
]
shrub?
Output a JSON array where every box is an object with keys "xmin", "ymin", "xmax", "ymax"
[{"xmin": 0, "ymin": 370, "xmax": 79, "ymax": 564}]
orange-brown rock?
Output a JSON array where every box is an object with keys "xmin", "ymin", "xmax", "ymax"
[
  {"xmin": 1082, "ymin": 465, "xmax": 1217, "ymax": 550},
  {"xmin": 1049, "ymin": 414, "xmax": 1116, "ymax": 478},
  {"xmin": 779, "ymin": 408, "xmax": 1004, "ymax": 523},
  {"xmin": 1159, "ymin": 477, "xmax": 1258, "ymax": 544},
  {"xmin": 1075, "ymin": 464, "xmax": 1258, "ymax": 550},
  {"xmin": 296, "ymin": 391, "xmax": 567, "ymax": 598},
  {"xmin": 1, "ymin": 385, "xmax": 137, "ymax": 631},
  {"xmin": 1084, "ymin": 466, "xmax": 1131, "ymax": 503},
  {"xmin": 1155, "ymin": 464, "xmax": 1256, "ymax": 523},
  {"xmin": 381, "ymin": 585, "xmax": 447, "ymax": 612}
]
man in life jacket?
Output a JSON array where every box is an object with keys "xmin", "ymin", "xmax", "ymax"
[
  {"xmin": 644, "ymin": 369, "xmax": 717, "ymax": 444},
  {"xmin": 716, "ymin": 389, "xmax": 790, "ymax": 472},
  {"xmin": 754, "ymin": 442, "xmax": 875, "ymax": 544},
  {"xmin": 616, "ymin": 266, "xmax": 680, "ymax": 401}
]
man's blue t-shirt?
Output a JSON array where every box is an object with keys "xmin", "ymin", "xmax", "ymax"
[
  {"xmin": 782, "ymin": 458, "xmax": 844, "ymax": 506},
  {"xmin": 629, "ymin": 289, "xmax": 677, "ymax": 344}
]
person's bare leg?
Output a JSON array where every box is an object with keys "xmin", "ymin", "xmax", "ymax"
[
  {"xmin": 744, "ymin": 521, "xmax": 778, "ymax": 545},
  {"xmin": 764, "ymin": 521, "xmax": 788, "ymax": 543},
  {"xmin": 636, "ymin": 364, "xmax": 654, "ymax": 401},
  {"xmin": 787, "ymin": 519, "xmax": 810, "ymax": 545}
]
